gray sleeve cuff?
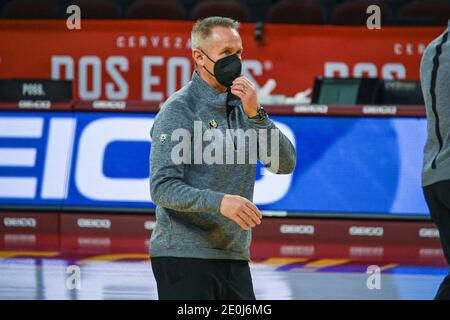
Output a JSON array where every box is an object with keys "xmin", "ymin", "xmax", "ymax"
[
  {"xmin": 245, "ymin": 116, "xmax": 274, "ymax": 129},
  {"xmin": 204, "ymin": 190, "xmax": 226, "ymax": 213}
]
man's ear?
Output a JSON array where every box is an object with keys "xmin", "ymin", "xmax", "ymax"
[{"xmin": 192, "ymin": 49, "xmax": 204, "ymax": 67}]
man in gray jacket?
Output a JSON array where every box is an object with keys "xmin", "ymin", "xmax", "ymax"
[
  {"xmin": 149, "ymin": 16, "xmax": 296, "ymax": 300},
  {"xmin": 421, "ymin": 20, "xmax": 450, "ymax": 300}
]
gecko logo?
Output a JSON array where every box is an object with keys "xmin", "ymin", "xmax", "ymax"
[
  {"xmin": 77, "ymin": 218, "xmax": 111, "ymax": 229},
  {"xmin": 0, "ymin": 115, "xmax": 294, "ymax": 206},
  {"xmin": 3, "ymin": 217, "xmax": 37, "ymax": 228},
  {"xmin": 349, "ymin": 226, "xmax": 384, "ymax": 237}
]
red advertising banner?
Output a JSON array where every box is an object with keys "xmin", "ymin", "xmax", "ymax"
[
  {"xmin": 0, "ymin": 211, "xmax": 445, "ymax": 264},
  {"xmin": 0, "ymin": 20, "xmax": 443, "ymax": 101}
]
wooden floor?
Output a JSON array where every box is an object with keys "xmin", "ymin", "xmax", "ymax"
[
  {"xmin": 0, "ymin": 248, "xmax": 447, "ymax": 300},
  {"xmin": 0, "ymin": 211, "xmax": 448, "ymax": 300}
]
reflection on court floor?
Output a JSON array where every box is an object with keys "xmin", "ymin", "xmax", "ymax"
[
  {"xmin": 0, "ymin": 211, "xmax": 447, "ymax": 299},
  {"xmin": 0, "ymin": 250, "xmax": 446, "ymax": 300}
]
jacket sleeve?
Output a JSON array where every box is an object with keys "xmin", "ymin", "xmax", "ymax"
[
  {"xmin": 245, "ymin": 114, "xmax": 296, "ymax": 174},
  {"xmin": 149, "ymin": 104, "xmax": 225, "ymax": 212}
]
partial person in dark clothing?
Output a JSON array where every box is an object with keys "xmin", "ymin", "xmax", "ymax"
[{"xmin": 421, "ymin": 19, "xmax": 450, "ymax": 300}]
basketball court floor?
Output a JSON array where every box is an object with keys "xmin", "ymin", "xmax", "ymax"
[
  {"xmin": 0, "ymin": 211, "xmax": 447, "ymax": 300},
  {"xmin": 0, "ymin": 250, "xmax": 446, "ymax": 300}
]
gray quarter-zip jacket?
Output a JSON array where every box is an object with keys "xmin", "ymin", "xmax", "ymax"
[
  {"xmin": 421, "ymin": 20, "xmax": 450, "ymax": 186},
  {"xmin": 149, "ymin": 71, "xmax": 296, "ymax": 261}
]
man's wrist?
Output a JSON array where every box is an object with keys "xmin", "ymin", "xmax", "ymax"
[
  {"xmin": 248, "ymin": 106, "xmax": 267, "ymax": 120},
  {"xmin": 245, "ymin": 105, "xmax": 259, "ymax": 118},
  {"xmin": 248, "ymin": 110, "xmax": 258, "ymax": 118}
]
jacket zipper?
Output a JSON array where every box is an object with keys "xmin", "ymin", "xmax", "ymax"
[{"xmin": 226, "ymin": 104, "xmax": 237, "ymax": 150}]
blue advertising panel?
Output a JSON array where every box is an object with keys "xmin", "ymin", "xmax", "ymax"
[{"xmin": 0, "ymin": 111, "xmax": 429, "ymax": 217}]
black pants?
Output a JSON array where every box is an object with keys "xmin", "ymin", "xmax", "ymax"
[
  {"xmin": 423, "ymin": 179, "xmax": 450, "ymax": 300},
  {"xmin": 151, "ymin": 257, "xmax": 256, "ymax": 300}
]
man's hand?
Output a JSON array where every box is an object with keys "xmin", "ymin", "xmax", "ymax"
[
  {"xmin": 230, "ymin": 76, "xmax": 259, "ymax": 117},
  {"xmin": 219, "ymin": 194, "xmax": 262, "ymax": 230}
]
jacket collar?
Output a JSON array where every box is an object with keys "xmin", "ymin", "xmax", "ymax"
[{"xmin": 191, "ymin": 70, "xmax": 229, "ymax": 106}]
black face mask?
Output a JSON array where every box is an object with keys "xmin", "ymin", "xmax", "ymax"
[{"xmin": 201, "ymin": 49, "xmax": 242, "ymax": 88}]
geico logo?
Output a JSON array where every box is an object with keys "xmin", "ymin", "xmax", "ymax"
[
  {"xmin": 2, "ymin": 117, "xmax": 292, "ymax": 205},
  {"xmin": 419, "ymin": 248, "xmax": 443, "ymax": 258},
  {"xmin": 280, "ymin": 224, "xmax": 315, "ymax": 235},
  {"xmin": 280, "ymin": 245, "xmax": 315, "ymax": 256},
  {"xmin": 349, "ymin": 246, "xmax": 384, "ymax": 257},
  {"xmin": 77, "ymin": 218, "xmax": 111, "ymax": 229},
  {"xmin": 93, "ymin": 100, "xmax": 126, "ymax": 110},
  {"xmin": 144, "ymin": 221, "xmax": 156, "ymax": 230},
  {"xmin": 362, "ymin": 106, "xmax": 397, "ymax": 115},
  {"xmin": 51, "ymin": 55, "xmax": 264, "ymax": 101},
  {"xmin": 419, "ymin": 228, "xmax": 440, "ymax": 238},
  {"xmin": 4, "ymin": 234, "xmax": 36, "ymax": 244},
  {"xmin": 324, "ymin": 62, "xmax": 406, "ymax": 79},
  {"xmin": 0, "ymin": 117, "xmax": 154, "ymax": 202},
  {"xmin": 294, "ymin": 105, "xmax": 328, "ymax": 114},
  {"xmin": 18, "ymin": 100, "xmax": 51, "ymax": 109},
  {"xmin": 349, "ymin": 226, "xmax": 384, "ymax": 237},
  {"xmin": 3, "ymin": 217, "xmax": 37, "ymax": 228},
  {"xmin": 77, "ymin": 237, "xmax": 111, "ymax": 247}
]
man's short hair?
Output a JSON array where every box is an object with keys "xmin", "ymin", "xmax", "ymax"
[{"xmin": 191, "ymin": 16, "xmax": 240, "ymax": 50}]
